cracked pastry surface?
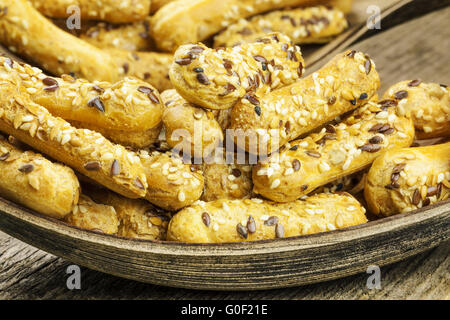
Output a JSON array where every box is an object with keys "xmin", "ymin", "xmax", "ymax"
[
  {"xmin": 382, "ymin": 80, "xmax": 450, "ymax": 140},
  {"xmin": 64, "ymin": 194, "xmax": 119, "ymax": 234},
  {"xmin": 167, "ymin": 193, "xmax": 367, "ymax": 243},
  {"xmin": 365, "ymin": 143, "xmax": 450, "ymax": 217},
  {"xmin": 201, "ymin": 154, "xmax": 253, "ymax": 201},
  {"xmin": 0, "ymin": 134, "xmax": 80, "ymax": 219},
  {"xmin": 88, "ymin": 188, "xmax": 172, "ymax": 240},
  {"xmin": 252, "ymin": 100, "xmax": 414, "ymax": 202},
  {"xmin": 214, "ymin": 6, "xmax": 348, "ymax": 48}
]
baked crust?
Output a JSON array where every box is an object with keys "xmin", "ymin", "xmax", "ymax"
[
  {"xmin": 29, "ymin": 0, "xmax": 151, "ymax": 23},
  {"xmin": 252, "ymin": 100, "xmax": 414, "ymax": 202},
  {"xmin": 382, "ymin": 80, "xmax": 450, "ymax": 140},
  {"xmin": 230, "ymin": 50, "xmax": 380, "ymax": 154},
  {"xmin": 88, "ymin": 188, "xmax": 172, "ymax": 240},
  {"xmin": 151, "ymin": 0, "xmax": 353, "ymax": 52},
  {"xmin": 170, "ymin": 33, "xmax": 305, "ymax": 110},
  {"xmin": 167, "ymin": 193, "xmax": 367, "ymax": 243},
  {"xmin": 107, "ymin": 49, "xmax": 173, "ymax": 92},
  {"xmin": 65, "ymin": 194, "xmax": 119, "ymax": 234},
  {"xmin": 0, "ymin": 0, "xmax": 171, "ymax": 91},
  {"xmin": 139, "ymin": 150, "xmax": 204, "ymax": 211},
  {"xmin": 80, "ymin": 19, "xmax": 154, "ymax": 51},
  {"xmin": 214, "ymin": 6, "xmax": 348, "ymax": 48},
  {"xmin": 0, "ymin": 134, "xmax": 80, "ymax": 219},
  {"xmin": 365, "ymin": 143, "xmax": 450, "ymax": 217},
  {"xmin": 202, "ymin": 162, "xmax": 253, "ymax": 201},
  {"xmin": 0, "ymin": 72, "xmax": 148, "ymax": 198},
  {"xmin": 0, "ymin": 58, "xmax": 163, "ymax": 140},
  {"xmin": 161, "ymin": 89, "xmax": 223, "ymax": 158}
]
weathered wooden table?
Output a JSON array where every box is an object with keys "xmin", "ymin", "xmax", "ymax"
[
  {"xmin": 0, "ymin": 1, "xmax": 449, "ymax": 299},
  {"xmin": 0, "ymin": 231, "xmax": 448, "ymax": 299}
]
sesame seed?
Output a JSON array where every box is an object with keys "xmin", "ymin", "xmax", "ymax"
[{"xmin": 270, "ymin": 179, "xmax": 281, "ymax": 189}]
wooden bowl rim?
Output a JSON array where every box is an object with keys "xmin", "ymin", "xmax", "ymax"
[{"xmin": 1, "ymin": 195, "xmax": 449, "ymax": 255}]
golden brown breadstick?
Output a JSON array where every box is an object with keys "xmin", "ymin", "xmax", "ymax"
[
  {"xmin": 0, "ymin": 0, "xmax": 119, "ymax": 82},
  {"xmin": 252, "ymin": 100, "xmax": 415, "ymax": 202},
  {"xmin": 80, "ymin": 19, "xmax": 153, "ymax": 51},
  {"xmin": 365, "ymin": 143, "xmax": 450, "ymax": 217},
  {"xmin": 0, "ymin": 58, "xmax": 164, "ymax": 148},
  {"xmin": 139, "ymin": 150, "xmax": 204, "ymax": 211},
  {"xmin": 167, "ymin": 193, "xmax": 367, "ymax": 243},
  {"xmin": 214, "ymin": 6, "xmax": 348, "ymax": 48},
  {"xmin": 382, "ymin": 80, "xmax": 450, "ymax": 139},
  {"xmin": 0, "ymin": 0, "xmax": 171, "ymax": 91},
  {"xmin": 230, "ymin": 50, "xmax": 380, "ymax": 154},
  {"xmin": 170, "ymin": 33, "xmax": 305, "ymax": 110},
  {"xmin": 151, "ymin": 0, "xmax": 354, "ymax": 52},
  {"xmin": 88, "ymin": 188, "xmax": 172, "ymax": 240},
  {"xmin": 161, "ymin": 89, "xmax": 223, "ymax": 158},
  {"xmin": 29, "ymin": 0, "xmax": 151, "ymax": 23},
  {"xmin": 0, "ymin": 80, "xmax": 148, "ymax": 199},
  {"xmin": 107, "ymin": 49, "xmax": 173, "ymax": 92},
  {"xmin": 0, "ymin": 135, "xmax": 80, "ymax": 219},
  {"xmin": 64, "ymin": 195, "xmax": 119, "ymax": 234}
]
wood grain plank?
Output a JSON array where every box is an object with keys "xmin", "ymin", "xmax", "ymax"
[{"xmin": 0, "ymin": 231, "xmax": 448, "ymax": 299}]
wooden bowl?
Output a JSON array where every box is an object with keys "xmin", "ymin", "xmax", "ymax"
[{"xmin": 0, "ymin": 196, "xmax": 449, "ymax": 290}]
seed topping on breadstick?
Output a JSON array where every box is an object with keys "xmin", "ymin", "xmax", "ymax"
[
  {"xmin": 252, "ymin": 100, "xmax": 415, "ymax": 202},
  {"xmin": 170, "ymin": 33, "xmax": 305, "ymax": 110}
]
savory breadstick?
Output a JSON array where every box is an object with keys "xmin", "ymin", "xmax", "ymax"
[
  {"xmin": 80, "ymin": 19, "xmax": 153, "ymax": 51},
  {"xmin": 0, "ymin": 82, "xmax": 148, "ymax": 199},
  {"xmin": 382, "ymin": 80, "xmax": 450, "ymax": 139},
  {"xmin": 0, "ymin": 58, "xmax": 163, "ymax": 137},
  {"xmin": 253, "ymin": 100, "xmax": 415, "ymax": 202},
  {"xmin": 151, "ymin": 0, "xmax": 354, "ymax": 52},
  {"xmin": 161, "ymin": 89, "xmax": 223, "ymax": 158},
  {"xmin": 170, "ymin": 33, "xmax": 305, "ymax": 110},
  {"xmin": 64, "ymin": 195, "xmax": 119, "ymax": 234},
  {"xmin": 139, "ymin": 150, "xmax": 204, "ymax": 211},
  {"xmin": 107, "ymin": 49, "xmax": 173, "ymax": 92},
  {"xmin": 167, "ymin": 193, "xmax": 367, "ymax": 243},
  {"xmin": 365, "ymin": 143, "xmax": 450, "ymax": 217},
  {"xmin": 29, "ymin": 0, "xmax": 151, "ymax": 23},
  {"xmin": 0, "ymin": 135, "xmax": 80, "ymax": 219},
  {"xmin": 0, "ymin": 0, "xmax": 119, "ymax": 82},
  {"xmin": 0, "ymin": 0, "xmax": 171, "ymax": 91},
  {"xmin": 88, "ymin": 188, "xmax": 172, "ymax": 240},
  {"xmin": 230, "ymin": 50, "xmax": 380, "ymax": 154},
  {"xmin": 214, "ymin": 6, "xmax": 348, "ymax": 48}
]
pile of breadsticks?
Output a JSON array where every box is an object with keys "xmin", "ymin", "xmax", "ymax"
[{"xmin": 0, "ymin": 0, "xmax": 448, "ymax": 243}]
